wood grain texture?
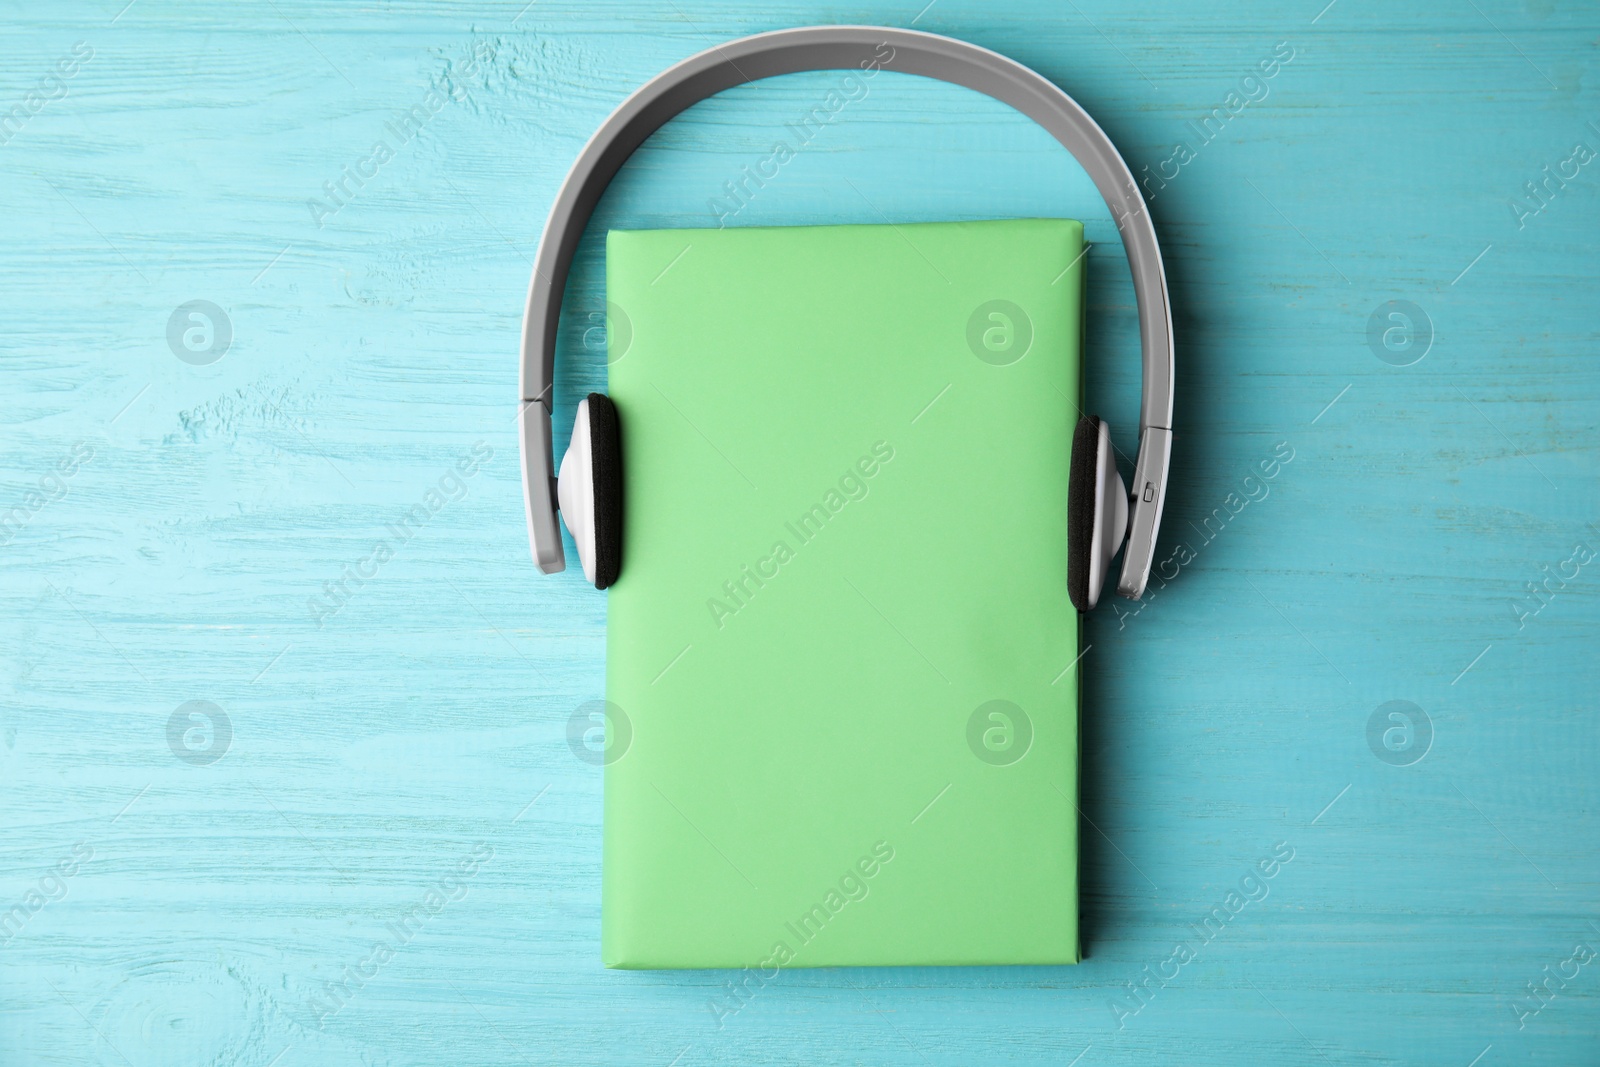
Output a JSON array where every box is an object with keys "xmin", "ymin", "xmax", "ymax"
[{"xmin": 1, "ymin": 1, "xmax": 1595, "ymax": 1063}]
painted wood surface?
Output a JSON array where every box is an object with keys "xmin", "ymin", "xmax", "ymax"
[{"xmin": 2, "ymin": 1, "xmax": 1596, "ymax": 1063}]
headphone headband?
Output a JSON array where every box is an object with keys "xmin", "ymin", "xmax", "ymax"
[{"xmin": 520, "ymin": 25, "xmax": 1174, "ymax": 599}]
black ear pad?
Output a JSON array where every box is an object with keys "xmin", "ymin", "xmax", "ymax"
[
  {"xmin": 1067, "ymin": 415, "xmax": 1100, "ymax": 612},
  {"xmin": 585, "ymin": 392, "xmax": 623, "ymax": 590}
]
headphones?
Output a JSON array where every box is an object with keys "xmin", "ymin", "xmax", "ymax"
[{"xmin": 520, "ymin": 26, "xmax": 1173, "ymax": 611}]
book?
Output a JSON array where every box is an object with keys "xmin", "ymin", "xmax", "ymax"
[{"xmin": 602, "ymin": 218, "xmax": 1084, "ymax": 968}]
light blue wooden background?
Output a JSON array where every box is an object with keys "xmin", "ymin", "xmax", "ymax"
[{"xmin": 2, "ymin": 0, "xmax": 1596, "ymax": 1063}]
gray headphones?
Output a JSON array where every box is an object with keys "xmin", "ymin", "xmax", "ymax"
[{"xmin": 519, "ymin": 25, "xmax": 1174, "ymax": 611}]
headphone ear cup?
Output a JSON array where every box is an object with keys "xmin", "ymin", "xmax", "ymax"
[
  {"xmin": 556, "ymin": 394, "xmax": 623, "ymax": 589},
  {"xmin": 1068, "ymin": 415, "xmax": 1131, "ymax": 611},
  {"xmin": 585, "ymin": 393, "xmax": 623, "ymax": 590},
  {"xmin": 1067, "ymin": 416, "xmax": 1101, "ymax": 611},
  {"xmin": 556, "ymin": 398, "xmax": 598, "ymax": 585}
]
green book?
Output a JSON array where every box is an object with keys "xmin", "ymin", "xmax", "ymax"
[{"xmin": 603, "ymin": 218, "xmax": 1084, "ymax": 969}]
